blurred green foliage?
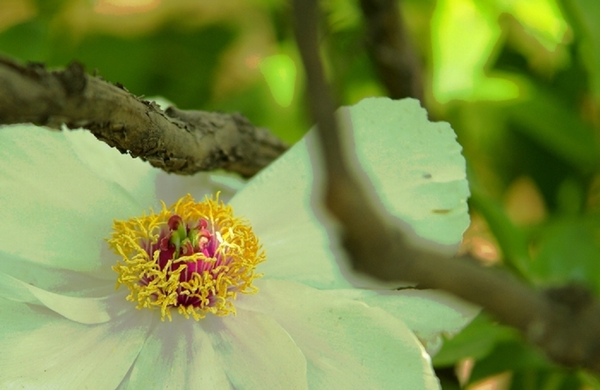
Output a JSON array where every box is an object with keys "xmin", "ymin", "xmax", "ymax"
[{"xmin": 1, "ymin": 0, "xmax": 599, "ymax": 388}]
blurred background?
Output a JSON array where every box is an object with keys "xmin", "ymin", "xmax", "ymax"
[{"xmin": 1, "ymin": 0, "xmax": 599, "ymax": 388}]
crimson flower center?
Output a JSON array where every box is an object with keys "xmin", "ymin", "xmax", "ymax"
[{"xmin": 109, "ymin": 194, "xmax": 265, "ymax": 321}]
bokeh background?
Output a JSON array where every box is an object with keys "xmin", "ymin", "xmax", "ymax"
[{"xmin": 1, "ymin": 0, "xmax": 599, "ymax": 389}]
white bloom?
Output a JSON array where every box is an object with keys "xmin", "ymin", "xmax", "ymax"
[{"xmin": 0, "ymin": 98, "xmax": 476, "ymax": 389}]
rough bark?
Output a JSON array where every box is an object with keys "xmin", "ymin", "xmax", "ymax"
[{"xmin": 0, "ymin": 57, "xmax": 287, "ymax": 177}]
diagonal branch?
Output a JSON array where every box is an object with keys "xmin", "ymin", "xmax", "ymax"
[
  {"xmin": 0, "ymin": 56, "xmax": 287, "ymax": 177},
  {"xmin": 292, "ymin": 0, "xmax": 600, "ymax": 374}
]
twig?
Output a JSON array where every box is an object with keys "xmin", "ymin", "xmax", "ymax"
[
  {"xmin": 0, "ymin": 57, "xmax": 287, "ymax": 177},
  {"xmin": 292, "ymin": 0, "xmax": 600, "ymax": 374},
  {"xmin": 358, "ymin": 0, "xmax": 424, "ymax": 101}
]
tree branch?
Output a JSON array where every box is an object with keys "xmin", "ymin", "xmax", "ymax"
[
  {"xmin": 292, "ymin": 0, "xmax": 600, "ymax": 374},
  {"xmin": 358, "ymin": 0, "xmax": 424, "ymax": 101},
  {"xmin": 0, "ymin": 56, "xmax": 287, "ymax": 177}
]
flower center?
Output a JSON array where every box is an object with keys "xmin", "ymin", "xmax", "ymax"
[{"xmin": 108, "ymin": 194, "xmax": 265, "ymax": 321}]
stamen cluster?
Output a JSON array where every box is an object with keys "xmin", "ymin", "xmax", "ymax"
[{"xmin": 109, "ymin": 194, "xmax": 264, "ymax": 321}]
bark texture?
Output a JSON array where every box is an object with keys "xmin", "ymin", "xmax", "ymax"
[{"xmin": 0, "ymin": 57, "xmax": 287, "ymax": 177}]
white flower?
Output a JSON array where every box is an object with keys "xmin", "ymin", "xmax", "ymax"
[{"xmin": 0, "ymin": 97, "xmax": 476, "ymax": 389}]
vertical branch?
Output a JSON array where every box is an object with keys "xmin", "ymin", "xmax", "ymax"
[
  {"xmin": 291, "ymin": 0, "xmax": 402, "ymax": 284},
  {"xmin": 291, "ymin": 0, "xmax": 353, "ymax": 199},
  {"xmin": 359, "ymin": 0, "xmax": 424, "ymax": 100},
  {"xmin": 290, "ymin": 0, "xmax": 600, "ymax": 374}
]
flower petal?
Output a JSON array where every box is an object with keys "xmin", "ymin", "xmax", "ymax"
[
  {"xmin": 347, "ymin": 98, "xmax": 469, "ymax": 247},
  {"xmin": 232, "ymin": 97, "xmax": 469, "ymax": 289},
  {"xmin": 120, "ymin": 317, "xmax": 231, "ymax": 389},
  {"xmin": 0, "ymin": 297, "xmax": 150, "ymax": 389},
  {"xmin": 0, "ymin": 125, "xmax": 158, "ymax": 274},
  {"xmin": 0, "ymin": 251, "xmax": 113, "ymax": 296},
  {"xmin": 0, "ymin": 271, "xmax": 130, "ymax": 324},
  {"xmin": 230, "ymin": 130, "xmax": 350, "ymax": 289},
  {"xmin": 64, "ymin": 129, "xmax": 157, "ymax": 205},
  {"xmin": 202, "ymin": 308, "xmax": 308, "ymax": 389},
  {"xmin": 154, "ymin": 170, "xmax": 245, "ymax": 206},
  {"xmin": 238, "ymin": 279, "xmax": 441, "ymax": 389},
  {"xmin": 329, "ymin": 288, "xmax": 479, "ymax": 355},
  {"xmin": 0, "ymin": 270, "xmax": 37, "ymax": 303}
]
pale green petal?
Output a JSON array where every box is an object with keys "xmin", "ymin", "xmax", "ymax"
[
  {"xmin": 237, "ymin": 280, "xmax": 441, "ymax": 389},
  {"xmin": 326, "ymin": 288, "xmax": 479, "ymax": 355},
  {"xmin": 0, "ymin": 251, "xmax": 113, "ymax": 296},
  {"xmin": 0, "ymin": 125, "xmax": 157, "ymax": 274},
  {"xmin": 232, "ymin": 97, "xmax": 469, "ymax": 289},
  {"xmin": 121, "ymin": 317, "xmax": 231, "ymax": 389},
  {"xmin": 0, "ymin": 270, "xmax": 38, "ymax": 303},
  {"xmin": 154, "ymin": 170, "xmax": 245, "ymax": 206},
  {"xmin": 0, "ymin": 271, "xmax": 129, "ymax": 324},
  {"xmin": 231, "ymin": 131, "xmax": 350, "ymax": 289},
  {"xmin": 25, "ymin": 286, "xmax": 129, "ymax": 325},
  {"xmin": 344, "ymin": 98, "xmax": 469, "ymax": 246},
  {"xmin": 0, "ymin": 297, "xmax": 150, "ymax": 389},
  {"xmin": 202, "ymin": 308, "xmax": 308, "ymax": 389},
  {"xmin": 64, "ymin": 128, "xmax": 157, "ymax": 205}
]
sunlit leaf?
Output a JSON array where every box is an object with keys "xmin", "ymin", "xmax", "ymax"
[
  {"xmin": 433, "ymin": 314, "xmax": 517, "ymax": 366},
  {"xmin": 502, "ymin": 0, "xmax": 569, "ymax": 51},
  {"xmin": 259, "ymin": 54, "xmax": 296, "ymax": 107},
  {"xmin": 431, "ymin": 0, "xmax": 519, "ymax": 103}
]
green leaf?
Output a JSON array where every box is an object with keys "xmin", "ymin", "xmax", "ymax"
[
  {"xmin": 561, "ymin": 0, "xmax": 600, "ymax": 99},
  {"xmin": 433, "ymin": 314, "xmax": 517, "ymax": 367},
  {"xmin": 468, "ymin": 340, "xmax": 552, "ymax": 383},
  {"xmin": 508, "ymin": 91, "xmax": 600, "ymax": 171},
  {"xmin": 431, "ymin": 0, "xmax": 519, "ymax": 102},
  {"xmin": 0, "ymin": 20, "xmax": 51, "ymax": 61},
  {"xmin": 259, "ymin": 54, "xmax": 297, "ymax": 108},
  {"xmin": 70, "ymin": 23, "xmax": 235, "ymax": 109},
  {"xmin": 529, "ymin": 213, "xmax": 600, "ymax": 293},
  {"xmin": 509, "ymin": 369, "xmax": 580, "ymax": 390}
]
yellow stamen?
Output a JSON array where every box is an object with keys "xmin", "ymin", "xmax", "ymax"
[{"xmin": 108, "ymin": 194, "xmax": 265, "ymax": 321}]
